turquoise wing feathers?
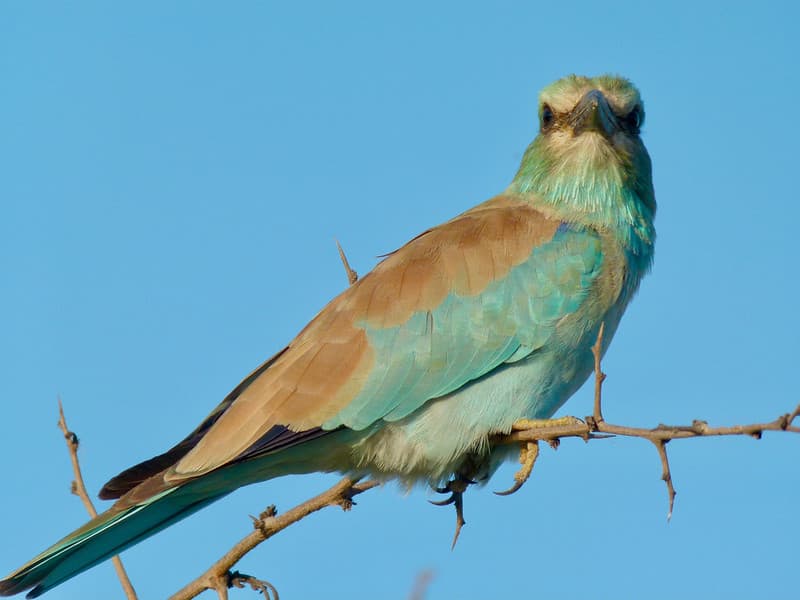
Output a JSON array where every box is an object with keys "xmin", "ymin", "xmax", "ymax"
[
  {"xmin": 168, "ymin": 199, "xmax": 606, "ymax": 477},
  {"xmin": 326, "ymin": 221, "xmax": 603, "ymax": 430}
]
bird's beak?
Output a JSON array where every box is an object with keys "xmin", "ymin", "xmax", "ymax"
[{"xmin": 569, "ymin": 89, "xmax": 619, "ymax": 137}]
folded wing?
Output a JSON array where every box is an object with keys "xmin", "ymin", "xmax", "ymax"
[{"xmin": 166, "ymin": 196, "xmax": 603, "ymax": 481}]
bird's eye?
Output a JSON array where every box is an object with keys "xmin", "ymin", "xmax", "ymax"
[
  {"xmin": 541, "ymin": 104, "xmax": 554, "ymax": 129},
  {"xmin": 624, "ymin": 106, "xmax": 643, "ymax": 132}
]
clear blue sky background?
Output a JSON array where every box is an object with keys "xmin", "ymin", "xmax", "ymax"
[{"xmin": 2, "ymin": 2, "xmax": 798, "ymax": 599}]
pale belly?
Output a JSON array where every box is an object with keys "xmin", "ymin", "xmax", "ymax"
[{"xmin": 348, "ymin": 339, "xmax": 598, "ymax": 485}]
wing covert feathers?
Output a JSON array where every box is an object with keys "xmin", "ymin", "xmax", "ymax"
[{"xmin": 170, "ymin": 197, "xmax": 563, "ymax": 478}]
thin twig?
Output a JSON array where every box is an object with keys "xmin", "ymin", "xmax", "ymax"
[
  {"xmin": 407, "ymin": 569, "xmax": 435, "ymax": 600},
  {"xmin": 57, "ymin": 398, "xmax": 138, "ymax": 600},
  {"xmin": 336, "ymin": 239, "xmax": 359, "ymax": 284},
  {"xmin": 498, "ymin": 409, "xmax": 800, "ymax": 445},
  {"xmin": 786, "ymin": 403, "xmax": 800, "ymax": 425},
  {"xmin": 496, "ymin": 403, "xmax": 800, "ymax": 517},
  {"xmin": 652, "ymin": 439, "xmax": 675, "ymax": 520},
  {"xmin": 494, "ymin": 324, "xmax": 800, "ymax": 517},
  {"xmin": 591, "ymin": 322, "xmax": 606, "ymax": 424},
  {"xmin": 168, "ymin": 477, "xmax": 379, "ymax": 600}
]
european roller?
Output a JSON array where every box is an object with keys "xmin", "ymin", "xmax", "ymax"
[{"xmin": 0, "ymin": 74, "xmax": 655, "ymax": 597}]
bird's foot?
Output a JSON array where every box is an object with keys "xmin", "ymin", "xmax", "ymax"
[
  {"xmin": 493, "ymin": 416, "xmax": 582, "ymax": 496},
  {"xmin": 494, "ymin": 440, "xmax": 540, "ymax": 496},
  {"xmin": 430, "ymin": 475, "xmax": 474, "ymax": 549}
]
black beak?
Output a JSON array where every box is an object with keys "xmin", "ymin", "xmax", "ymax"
[{"xmin": 569, "ymin": 89, "xmax": 619, "ymax": 137}]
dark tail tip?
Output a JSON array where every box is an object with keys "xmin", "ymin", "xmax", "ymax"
[{"xmin": 0, "ymin": 574, "xmax": 32, "ymax": 598}]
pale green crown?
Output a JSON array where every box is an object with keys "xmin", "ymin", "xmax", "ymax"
[{"xmin": 539, "ymin": 74, "xmax": 643, "ymax": 120}]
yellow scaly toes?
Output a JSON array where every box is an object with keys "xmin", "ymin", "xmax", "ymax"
[
  {"xmin": 494, "ymin": 416, "xmax": 585, "ymax": 496},
  {"xmin": 494, "ymin": 441, "xmax": 539, "ymax": 496}
]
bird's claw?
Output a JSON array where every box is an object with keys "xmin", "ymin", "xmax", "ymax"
[
  {"xmin": 494, "ymin": 440, "xmax": 540, "ymax": 496},
  {"xmin": 429, "ymin": 494, "xmax": 456, "ymax": 506},
  {"xmin": 429, "ymin": 476, "xmax": 473, "ymax": 549}
]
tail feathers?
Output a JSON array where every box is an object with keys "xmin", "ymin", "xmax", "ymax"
[{"xmin": 0, "ymin": 486, "xmax": 227, "ymax": 598}]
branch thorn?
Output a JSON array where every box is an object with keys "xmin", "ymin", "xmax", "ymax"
[{"xmin": 335, "ymin": 239, "xmax": 358, "ymax": 285}]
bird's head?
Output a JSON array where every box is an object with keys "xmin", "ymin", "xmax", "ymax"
[
  {"xmin": 510, "ymin": 74, "xmax": 655, "ymax": 245},
  {"xmin": 537, "ymin": 74, "xmax": 644, "ymax": 150}
]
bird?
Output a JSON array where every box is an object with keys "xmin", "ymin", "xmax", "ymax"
[{"xmin": 0, "ymin": 73, "xmax": 656, "ymax": 597}]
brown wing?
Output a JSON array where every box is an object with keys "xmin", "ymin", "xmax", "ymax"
[{"xmin": 155, "ymin": 195, "xmax": 560, "ymax": 482}]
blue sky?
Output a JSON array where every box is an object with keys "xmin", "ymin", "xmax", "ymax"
[{"xmin": 2, "ymin": 2, "xmax": 799, "ymax": 599}]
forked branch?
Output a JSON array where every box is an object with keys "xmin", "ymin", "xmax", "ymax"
[
  {"xmin": 494, "ymin": 322, "xmax": 800, "ymax": 518},
  {"xmin": 57, "ymin": 399, "xmax": 138, "ymax": 600},
  {"xmin": 168, "ymin": 478, "xmax": 379, "ymax": 600}
]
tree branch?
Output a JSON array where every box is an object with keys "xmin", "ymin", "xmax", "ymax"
[
  {"xmin": 492, "ymin": 322, "xmax": 800, "ymax": 516},
  {"xmin": 169, "ymin": 326, "xmax": 799, "ymax": 599},
  {"xmin": 56, "ymin": 398, "xmax": 138, "ymax": 600},
  {"xmin": 497, "ymin": 407, "xmax": 800, "ymax": 444},
  {"xmin": 168, "ymin": 478, "xmax": 379, "ymax": 600},
  {"xmin": 50, "ymin": 251, "xmax": 800, "ymax": 598},
  {"xmin": 591, "ymin": 321, "xmax": 607, "ymax": 423}
]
